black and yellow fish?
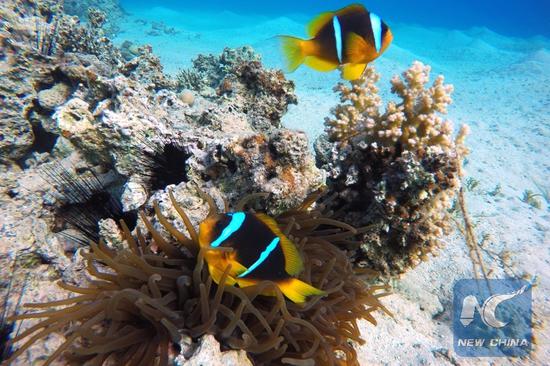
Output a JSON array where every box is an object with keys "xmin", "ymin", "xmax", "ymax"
[
  {"xmin": 199, "ymin": 211, "xmax": 326, "ymax": 303},
  {"xmin": 279, "ymin": 3, "xmax": 393, "ymax": 80}
]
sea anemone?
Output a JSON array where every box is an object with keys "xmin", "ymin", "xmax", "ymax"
[{"xmin": 5, "ymin": 187, "xmax": 389, "ymax": 365}]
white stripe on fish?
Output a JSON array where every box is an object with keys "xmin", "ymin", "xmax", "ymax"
[
  {"xmin": 370, "ymin": 12, "xmax": 382, "ymax": 53},
  {"xmin": 333, "ymin": 15, "xmax": 343, "ymax": 63}
]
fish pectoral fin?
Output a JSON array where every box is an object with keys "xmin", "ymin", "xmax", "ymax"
[
  {"xmin": 229, "ymin": 259, "xmax": 248, "ymax": 276},
  {"xmin": 345, "ymin": 32, "xmax": 371, "ymax": 63},
  {"xmin": 277, "ymin": 278, "xmax": 326, "ymax": 304},
  {"xmin": 304, "ymin": 56, "xmax": 339, "ymax": 72},
  {"xmin": 306, "ymin": 11, "xmax": 334, "ymax": 37},
  {"xmin": 341, "ymin": 63, "xmax": 367, "ymax": 80},
  {"xmin": 209, "ymin": 263, "xmax": 238, "ymax": 286},
  {"xmin": 279, "ymin": 36, "xmax": 308, "ymax": 72},
  {"xmin": 236, "ymin": 277, "xmax": 258, "ymax": 288}
]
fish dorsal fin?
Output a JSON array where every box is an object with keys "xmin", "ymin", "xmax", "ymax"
[
  {"xmin": 342, "ymin": 63, "xmax": 367, "ymax": 80},
  {"xmin": 335, "ymin": 3, "xmax": 368, "ymax": 17},
  {"xmin": 304, "ymin": 56, "xmax": 339, "ymax": 72},
  {"xmin": 254, "ymin": 213, "xmax": 304, "ymax": 276},
  {"xmin": 307, "ymin": 11, "xmax": 334, "ymax": 37}
]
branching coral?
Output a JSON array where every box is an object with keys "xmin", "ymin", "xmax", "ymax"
[
  {"xmin": 326, "ymin": 62, "xmax": 467, "ymax": 155},
  {"xmin": 5, "ymin": 188, "xmax": 389, "ymax": 365},
  {"xmin": 318, "ymin": 62, "xmax": 469, "ymax": 275}
]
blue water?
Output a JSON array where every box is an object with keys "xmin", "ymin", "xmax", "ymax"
[{"xmin": 122, "ymin": 0, "xmax": 550, "ymax": 38}]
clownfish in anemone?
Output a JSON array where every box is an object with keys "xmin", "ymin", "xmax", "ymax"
[
  {"xmin": 199, "ymin": 211, "xmax": 326, "ymax": 303},
  {"xmin": 279, "ymin": 3, "xmax": 393, "ymax": 80}
]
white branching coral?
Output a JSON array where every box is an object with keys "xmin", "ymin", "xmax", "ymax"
[
  {"xmin": 326, "ymin": 61, "xmax": 467, "ymax": 155},
  {"xmin": 319, "ymin": 62, "xmax": 470, "ymax": 275}
]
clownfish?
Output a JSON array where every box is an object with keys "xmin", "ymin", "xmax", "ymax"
[
  {"xmin": 199, "ymin": 212, "xmax": 326, "ymax": 303},
  {"xmin": 279, "ymin": 3, "xmax": 393, "ymax": 80}
]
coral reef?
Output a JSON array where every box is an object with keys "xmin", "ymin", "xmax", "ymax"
[
  {"xmin": 63, "ymin": 0, "xmax": 125, "ymax": 37},
  {"xmin": 1, "ymin": 2, "xmax": 326, "ymax": 364},
  {"xmin": 5, "ymin": 188, "xmax": 389, "ymax": 366},
  {"xmin": 176, "ymin": 47, "xmax": 298, "ymax": 130},
  {"xmin": 0, "ymin": 0, "xmax": 319, "ymax": 205},
  {"xmin": 317, "ymin": 63, "xmax": 469, "ymax": 275},
  {"xmin": 55, "ymin": 7, "xmax": 125, "ymax": 69}
]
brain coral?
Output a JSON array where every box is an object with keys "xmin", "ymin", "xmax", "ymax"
[{"xmin": 317, "ymin": 62, "xmax": 469, "ymax": 275}]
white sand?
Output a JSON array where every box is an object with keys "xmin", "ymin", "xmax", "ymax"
[{"xmin": 114, "ymin": 6, "xmax": 550, "ymax": 364}]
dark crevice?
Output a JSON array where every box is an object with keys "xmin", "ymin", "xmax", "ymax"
[
  {"xmin": 140, "ymin": 140, "xmax": 191, "ymax": 191},
  {"xmin": 16, "ymin": 122, "xmax": 58, "ymax": 169}
]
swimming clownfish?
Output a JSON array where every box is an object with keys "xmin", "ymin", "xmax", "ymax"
[
  {"xmin": 199, "ymin": 211, "xmax": 326, "ymax": 303},
  {"xmin": 279, "ymin": 3, "xmax": 393, "ymax": 80}
]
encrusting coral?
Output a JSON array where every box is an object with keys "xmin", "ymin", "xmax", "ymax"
[
  {"xmin": 4, "ymin": 188, "xmax": 389, "ymax": 366},
  {"xmin": 317, "ymin": 62, "xmax": 469, "ymax": 275}
]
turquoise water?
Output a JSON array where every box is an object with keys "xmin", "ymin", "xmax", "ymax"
[
  {"xmin": 113, "ymin": 1, "xmax": 550, "ymax": 146},
  {"xmin": 122, "ymin": 0, "xmax": 550, "ymax": 37}
]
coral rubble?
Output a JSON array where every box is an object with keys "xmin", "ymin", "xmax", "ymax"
[{"xmin": 317, "ymin": 63, "xmax": 469, "ymax": 275}]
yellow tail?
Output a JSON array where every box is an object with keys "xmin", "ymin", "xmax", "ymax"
[
  {"xmin": 278, "ymin": 36, "xmax": 307, "ymax": 72},
  {"xmin": 277, "ymin": 278, "xmax": 326, "ymax": 304}
]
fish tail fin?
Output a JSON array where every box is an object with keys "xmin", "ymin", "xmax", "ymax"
[
  {"xmin": 278, "ymin": 35, "xmax": 308, "ymax": 72},
  {"xmin": 277, "ymin": 278, "xmax": 326, "ymax": 304}
]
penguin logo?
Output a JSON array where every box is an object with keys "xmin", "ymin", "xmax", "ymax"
[{"xmin": 459, "ymin": 285, "xmax": 529, "ymax": 328}]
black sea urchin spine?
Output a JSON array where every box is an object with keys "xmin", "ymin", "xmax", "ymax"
[
  {"xmin": 138, "ymin": 138, "xmax": 190, "ymax": 191},
  {"xmin": 42, "ymin": 164, "xmax": 137, "ymax": 246}
]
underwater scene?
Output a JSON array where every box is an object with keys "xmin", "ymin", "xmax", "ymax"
[{"xmin": 0, "ymin": 0, "xmax": 549, "ymax": 365}]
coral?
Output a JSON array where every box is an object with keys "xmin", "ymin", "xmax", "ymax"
[
  {"xmin": 119, "ymin": 45, "xmax": 174, "ymax": 90},
  {"xmin": 119, "ymin": 40, "xmax": 141, "ymax": 61},
  {"xmin": 37, "ymin": 82, "xmax": 72, "ymax": 110},
  {"xmin": 1, "ymin": 3, "xmax": 327, "ymax": 363},
  {"xmin": 179, "ymin": 89, "xmax": 195, "ymax": 105},
  {"xmin": 0, "ymin": 1, "xmax": 123, "ymax": 165},
  {"xmin": 56, "ymin": 8, "xmax": 124, "ymax": 70},
  {"xmin": 325, "ymin": 62, "xmax": 466, "ymax": 156},
  {"xmin": 5, "ymin": 188, "xmax": 389, "ymax": 366},
  {"xmin": 63, "ymin": 0, "xmax": 125, "ymax": 37},
  {"xmin": 0, "ymin": 2, "xmax": 44, "ymax": 163},
  {"xmin": 205, "ymin": 130, "xmax": 324, "ymax": 213},
  {"xmin": 176, "ymin": 47, "xmax": 297, "ymax": 130},
  {"xmin": 317, "ymin": 62, "xmax": 469, "ymax": 275}
]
